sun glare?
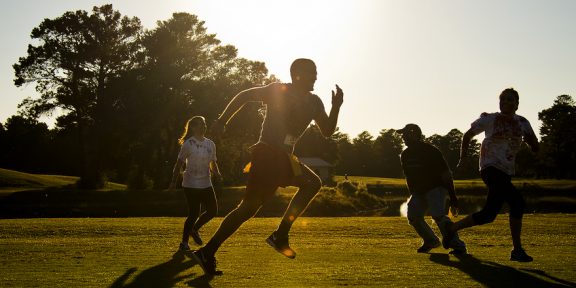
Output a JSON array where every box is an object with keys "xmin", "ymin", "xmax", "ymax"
[{"xmin": 179, "ymin": 0, "xmax": 361, "ymax": 80}]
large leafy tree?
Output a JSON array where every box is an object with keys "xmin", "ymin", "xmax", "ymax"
[
  {"xmin": 538, "ymin": 95, "xmax": 576, "ymax": 178},
  {"xmin": 13, "ymin": 4, "xmax": 143, "ymax": 188},
  {"xmin": 109, "ymin": 12, "xmax": 273, "ymax": 188}
]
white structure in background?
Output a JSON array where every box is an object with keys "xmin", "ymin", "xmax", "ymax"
[{"xmin": 298, "ymin": 157, "xmax": 333, "ymax": 184}]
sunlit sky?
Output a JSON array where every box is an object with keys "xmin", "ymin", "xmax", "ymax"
[{"xmin": 1, "ymin": 0, "xmax": 575, "ymax": 139}]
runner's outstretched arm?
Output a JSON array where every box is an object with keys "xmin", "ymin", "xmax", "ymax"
[
  {"xmin": 315, "ymin": 84, "xmax": 344, "ymax": 137},
  {"xmin": 211, "ymin": 85, "xmax": 268, "ymax": 137}
]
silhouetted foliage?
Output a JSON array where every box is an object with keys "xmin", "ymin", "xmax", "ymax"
[
  {"xmin": 373, "ymin": 129, "xmax": 403, "ymax": 178},
  {"xmin": 352, "ymin": 131, "xmax": 378, "ymax": 176},
  {"xmin": 426, "ymin": 129, "xmax": 480, "ymax": 179},
  {"xmin": 13, "ymin": 4, "xmax": 143, "ymax": 188},
  {"xmin": 11, "ymin": 6, "xmax": 273, "ymax": 188},
  {"xmin": 4, "ymin": 5, "xmax": 575, "ymax": 185},
  {"xmin": 0, "ymin": 116, "xmax": 52, "ymax": 173},
  {"xmin": 538, "ymin": 95, "xmax": 576, "ymax": 178},
  {"xmin": 295, "ymin": 124, "xmax": 338, "ymax": 163}
]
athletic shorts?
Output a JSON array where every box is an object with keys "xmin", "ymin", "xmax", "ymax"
[{"xmin": 244, "ymin": 142, "xmax": 303, "ymax": 200}]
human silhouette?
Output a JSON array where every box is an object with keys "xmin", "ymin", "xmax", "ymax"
[
  {"xmin": 169, "ymin": 116, "xmax": 223, "ymax": 252},
  {"xmin": 397, "ymin": 123, "xmax": 466, "ymax": 254},
  {"xmin": 444, "ymin": 88, "xmax": 540, "ymax": 262},
  {"xmin": 192, "ymin": 58, "xmax": 344, "ymax": 275}
]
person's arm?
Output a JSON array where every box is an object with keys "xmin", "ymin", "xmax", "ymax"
[
  {"xmin": 433, "ymin": 146, "xmax": 458, "ymax": 215},
  {"xmin": 399, "ymin": 152, "xmax": 413, "ymax": 194},
  {"xmin": 210, "ymin": 160, "xmax": 222, "ymax": 182},
  {"xmin": 442, "ymin": 169, "xmax": 458, "ymax": 216},
  {"xmin": 442, "ymin": 170, "xmax": 456, "ymax": 199},
  {"xmin": 211, "ymin": 85, "xmax": 271, "ymax": 137},
  {"xmin": 168, "ymin": 159, "xmax": 185, "ymax": 190},
  {"xmin": 456, "ymin": 128, "xmax": 475, "ymax": 169},
  {"xmin": 524, "ymin": 130, "xmax": 540, "ymax": 154},
  {"xmin": 314, "ymin": 85, "xmax": 344, "ymax": 137}
]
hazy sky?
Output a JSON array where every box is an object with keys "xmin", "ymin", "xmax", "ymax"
[{"xmin": 1, "ymin": 0, "xmax": 575, "ymax": 139}]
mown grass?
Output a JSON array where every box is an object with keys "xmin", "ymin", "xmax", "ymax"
[
  {"xmin": 0, "ymin": 168, "xmax": 126, "ymax": 195},
  {"xmin": 0, "ymin": 215, "xmax": 574, "ymax": 287},
  {"xmin": 334, "ymin": 175, "xmax": 576, "ymax": 190}
]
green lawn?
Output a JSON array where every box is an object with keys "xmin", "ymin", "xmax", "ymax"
[
  {"xmin": 0, "ymin": 215, "xmax": 574, "ymax": 287},
  {"xmin": 0, "ymin": 168, "xmax": 126, "ymax": 195},
  {"xmin": 334, "ymin": 175, "xmax": 576, "ymax": 190}
]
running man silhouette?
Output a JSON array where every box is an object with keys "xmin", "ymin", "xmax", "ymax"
[
  {"xmin": 444, "ymin": 88, "xmax": 539, "ymax": 262},
  {"xmin": 168, "ymin": 116, "xmax": 222, "ymax": 252},
  {"xmin": 397, "ymin": 124, "xmax": 467, "ymax": 254},
  {"xmin": 192, "ymin": 58, "xmax": 344, "ymax": 275}
]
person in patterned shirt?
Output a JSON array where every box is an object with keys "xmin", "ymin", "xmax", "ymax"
[
  {"xmin": 444, "ymin": 88, "xmax": 539, "ymax": 262},
  {"xmin": 169, "ymin": 116, "xmax": 222, "ymax": 253}
]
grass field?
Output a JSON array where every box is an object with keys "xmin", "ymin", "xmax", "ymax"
[
  {"xmin": 333, "ymin": 175, "xmax": 576, "ymax": 190},
  {"xmin": 3, "ymin": 167, "xmax": 575, "ymax": 196},
  {"xmin": 0, "ymin": 215, "xmax": 574, "ymax": 287},
  {"xmin": 0, "ymin": 168, "xmax": 126, "ymax": 195}
]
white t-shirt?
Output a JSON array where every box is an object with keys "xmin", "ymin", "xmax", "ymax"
[
  {"xmin": 177, "ymin": 137, "xmax": 217, "ymax": 188},
  {"xmin": 469, "ymin": 112, "xmax": 536, "ymax": 175}
]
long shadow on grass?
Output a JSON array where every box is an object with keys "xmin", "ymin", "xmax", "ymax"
[
  {"xmin": 109, "ymin": 251, "xmax": 214, "ymax": 288},
  {"xmin": 429, "ymin": 253, "xmax": 575, "ymax": 288}
]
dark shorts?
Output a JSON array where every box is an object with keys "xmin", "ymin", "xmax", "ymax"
[
  {"xmin": 244, "ymin": 142, "xmax": 304, "ymax": 201},
  {"xmin": 472, "ymin": 166, "xmax": 525, "ymax": 224},
  {"xmin": 182, "ymin": 187, "xmax": 216, "ymax": 206}
]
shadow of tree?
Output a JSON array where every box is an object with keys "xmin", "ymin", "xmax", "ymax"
[
  {"xmin": 429, "ymin": 253, "xmax": 576, "ymax": 288},
  {"xmin": 109, "ymin": 251, "xmax": 214, "ymax": 288}
]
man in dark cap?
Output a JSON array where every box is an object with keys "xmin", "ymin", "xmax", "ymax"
[{"xmin": 398, "ymin": 124, "xmax": 466, "ymax": 254}]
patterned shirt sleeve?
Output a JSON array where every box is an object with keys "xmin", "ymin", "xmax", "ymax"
[
  {"xmin": 211, "ymin": 140, "xmax": 217, "ymax": 162},
  {"xmin": 177, "ymin": 140, "xmax": 191, "ymax": 161},
  {"xmin": 469, "ymin": 112, "xmax": 489, "ymax": 136},
  {"xmin": 519, "ymin": 116, "xmax": 536, "ymax": 140}
]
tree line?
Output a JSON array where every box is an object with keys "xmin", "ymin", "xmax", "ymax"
[{"xmin": 1, "ymin": 5, "xmax": 575, "ymax": 189}]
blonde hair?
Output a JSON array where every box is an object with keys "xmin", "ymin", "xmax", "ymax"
[{"xmin": 178, "ymin": 116, "xmax": 206, "ymax": 145}]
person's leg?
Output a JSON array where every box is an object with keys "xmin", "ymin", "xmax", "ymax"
[
  {"xmin": 193, "ymin": 144, "xmax": 281, "ymax": 274},
  {"xmin": 275, "ymin": 164, "xmax": 322, "ymax": 237},
  {"xmin": 182, "ymin": 189, "xmax": 202, "ymax": 245},
  {"xmin": 201, "ymin": 190, "xmax": 272, "ymax": 257},
  {"xmin": 408, "ymin": 193, "xmax": 440, "ymax": 246},
  {"xmin": 192, "ymin": 198, "xmax": 261, "ymax": 275},
  {"xmin": 428, "ymin": 187, "xmax": 466, "ymax": 252},
  {"xmin": 456, "ymin": 167, "xmax": 505, "ymax": 231},
  {"xmin": 444, "ymin": 167, "xmax": 505, "ymax": 248},
  {"xmin": 193, "ymin": 186, "xmax": 218, "ymax": 231},
  {"xmin": 502, "ymin": 178, "xmax": 526, "ymax": 250},
  {"xmin": 509, "ymin": 217, "xmax": 523, "ymax": 249}
]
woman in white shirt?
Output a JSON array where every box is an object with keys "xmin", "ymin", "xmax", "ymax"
[{"xmin": 169, "ymin": 116, "xmax": 222, "ymax": 251}]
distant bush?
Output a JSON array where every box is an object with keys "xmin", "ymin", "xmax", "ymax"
[{"xmin": 337, "ymin": 180, "xmax": 367, "ymax": 196}]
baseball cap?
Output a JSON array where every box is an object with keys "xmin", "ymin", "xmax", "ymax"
[{"xmin": 396, "ymin": 123, "xmax": 422, "ymax": 135}]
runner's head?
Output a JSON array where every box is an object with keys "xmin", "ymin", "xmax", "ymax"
[
  {"xmin": 397, "ymin": 123, "xmax": 423, "ymax": 146},
  {"xmin": 290, "ymin": 58, "xmax": 317, "ymax": 92},
  {"xmin": 178, "ymin": 116, "xmax": 207, "ymax": 145},
  {"xmin": 499, "ymin": 88, "xmax": 519, "ymax": 115}
]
